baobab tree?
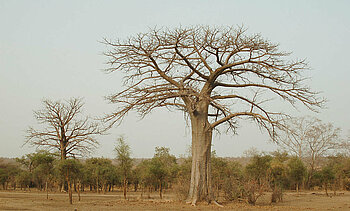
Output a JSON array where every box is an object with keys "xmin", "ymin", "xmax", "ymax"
[
  {"xmin": 103, "ymin": 26, "xmax": 323, "ymax": 205},
  {"xmin": 26, "ymin": 98, "xmax": 103, "ymax": 204}
]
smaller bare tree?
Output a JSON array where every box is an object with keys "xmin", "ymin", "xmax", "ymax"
[
  {"xmin": 25, "ymin": 98, "xmax": 104, "ymax": 204},
  {"xmin": 26, "ymin": 98, "xmax": 103, "ymax": 160},
  {"xmin": 277, "ymin": 117, "xmax": 340, "ymax": 188},
  {"xmin": 278, "ymin": 117, "xmax": 319, "ymax": 158},
  {"xmin": 305, "ymin": 120, "xmax": 340, "ymax": 186}
]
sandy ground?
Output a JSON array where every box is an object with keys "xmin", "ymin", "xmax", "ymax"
[{"xmin": 0, "ymin": 190, "xmax": 350, "ymax": 211}]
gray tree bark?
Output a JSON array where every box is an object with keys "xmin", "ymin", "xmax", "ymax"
[{"xmin": 186, "ymin": 101, "xmax": 213, "ymax": 205}]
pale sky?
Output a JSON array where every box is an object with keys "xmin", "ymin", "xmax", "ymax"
[{"xmin": 1, "ymin": 0, "xmax": 349, "ymax": 158}]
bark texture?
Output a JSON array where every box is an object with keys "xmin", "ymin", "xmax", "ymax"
[{"xmin": 187, "ymin": 104, "xmax": 213, "ymax": 204}]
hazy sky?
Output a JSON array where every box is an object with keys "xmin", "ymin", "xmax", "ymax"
[{"xmin": 1, "ymin": 0, "xmax": 349, "ymax": 158}]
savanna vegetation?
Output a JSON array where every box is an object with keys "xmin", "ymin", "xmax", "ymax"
[
  {"xmin": 102, "ymin": 25, "xmax": 324, "ymax": 205},
  {"xmin": 2, "ymin": 134, "xmax": 350, "ymax": 207},
  {"xmin": 2, "ymin": 26, "xmax": 350, "ymax": 210}
]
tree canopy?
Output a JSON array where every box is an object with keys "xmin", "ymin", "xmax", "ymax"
[
  {"xmin": 103, "ymin": 25, "xmax": 323, "ymax": 205},
  {"xmin": 104, "ymin": 26, "xmax": 323, "ymax": 135},
  {"xmin": 26, "ymin": 98, "xmax": 103, "ymax": 160}
]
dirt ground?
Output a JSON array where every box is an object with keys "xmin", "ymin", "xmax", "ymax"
[{"xmin": 0, "ymin": 190, "xmax": 350, "ymax": 211}]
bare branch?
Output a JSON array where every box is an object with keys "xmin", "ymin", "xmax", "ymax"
[
  {"xmin": 25, "ymin": 98, "xmax": 103, "ymax": 160},
  {"xmin": 103, "ymin": 25, "xmax": 323, "ymax": 143}
]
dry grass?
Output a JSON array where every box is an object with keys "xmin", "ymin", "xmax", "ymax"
[{"xmin": 1, "ymin": 190, "xmax": 350, "ymax": 211}]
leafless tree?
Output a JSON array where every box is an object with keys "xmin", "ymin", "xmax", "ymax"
[
  {"xmin": 277, "ymin": 116, "xmax": 340, "ymax": 187},
  {"xmin": 304, "ymin": 119, "xmax": 340, "ymax": 186},
  {"xmin": 278, "ymin": 116, "xmax": 319, "ymax": 158},
  {"xmin": 103, "ymin": 26, "xmax": 323, "ymax": 205},
  {"xmin": 26, "ymin": 98, "xmax": 104, "ymax": 204},
  {"xmin": 26, "ymin": 98, "xmax": 103, "ymax": 160}
]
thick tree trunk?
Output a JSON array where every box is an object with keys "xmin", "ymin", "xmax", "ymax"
[
  {"xmin": 187, "ymin": 112, "xmax": 213, "ymax": 205},
  {"xmin": 60, "ymin": 137, "xmax": 67, "ymax": 161}
]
